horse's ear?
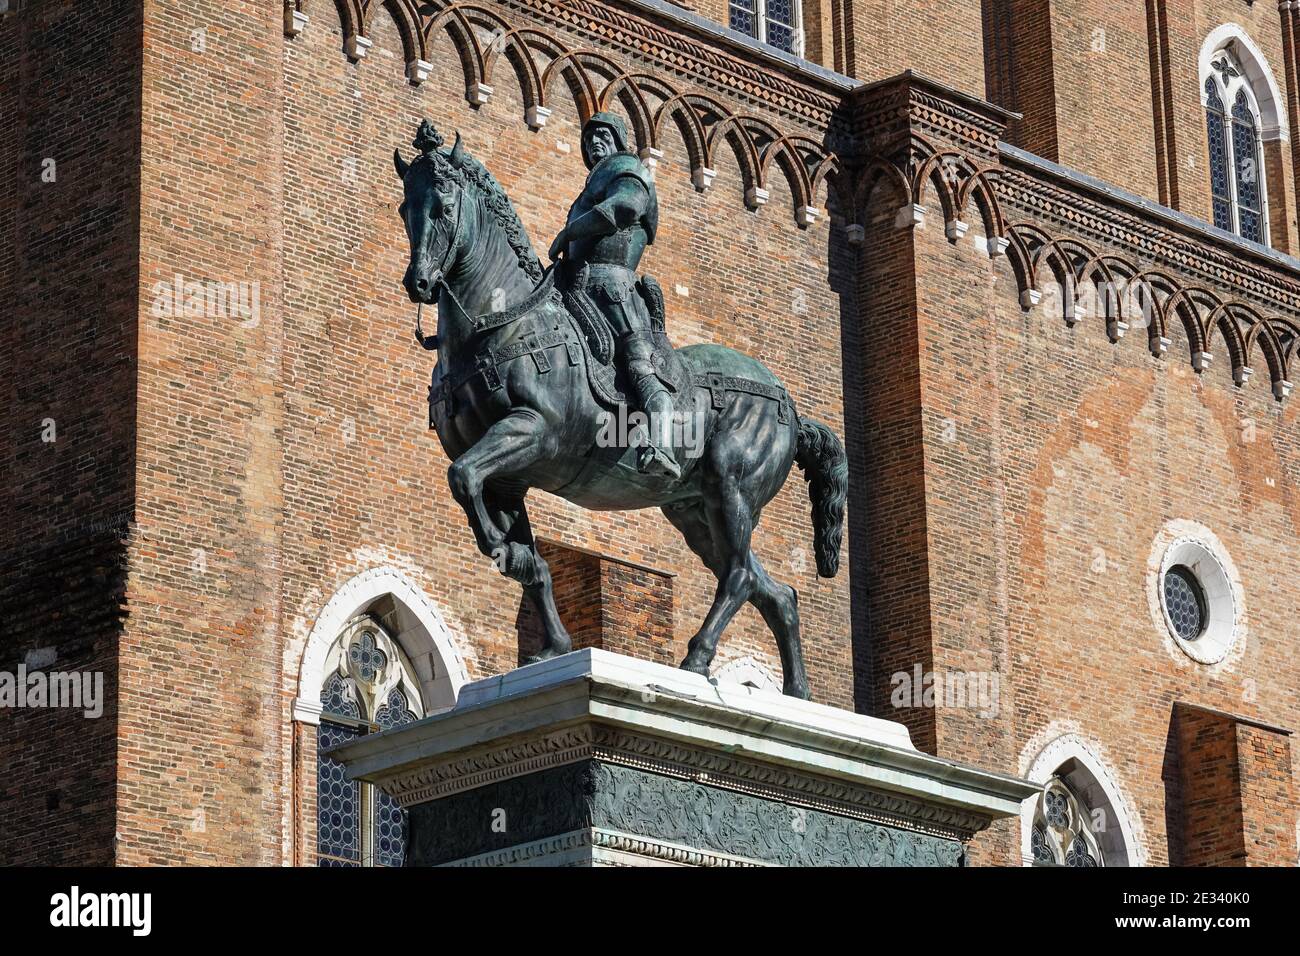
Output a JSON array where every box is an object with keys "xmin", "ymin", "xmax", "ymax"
[
  {"xmin": 393, "ymin": 148, "xmax": 410, "ymax": 180},
  {"xmin": 449, "ymin": 132, "xmax": 466, "ymax": 168}
]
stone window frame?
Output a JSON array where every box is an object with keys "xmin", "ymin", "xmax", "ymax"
[
  {"xmin": 727, "ymin": 0, "xmax": 804, "ymax": 58},
  {"xmin": 1199, "ymin": 25, "xmax": 1288, "ymax": 247},
  {"xmin": 1146, "ymin": 520, "xmax": 1246, "ymax": 669},
  {"xmin": 1019, "ymin": 732, "xmax": 1145, "ymax": 867},
  {"xmin": 293, "ymin": 566, "xmax": 470, "ymax": 865}
]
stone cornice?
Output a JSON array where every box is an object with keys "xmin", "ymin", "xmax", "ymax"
[{"xmin": 333, "ymin": 649, "xmax": 1037, "ymax": 840}]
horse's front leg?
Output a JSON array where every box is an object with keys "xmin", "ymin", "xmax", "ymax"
[
  {"xmin": 485, "ymin": 494, "xmax": 572, "ymax": 664},
  {"xmin": 446, "ymin": 409, "xmax": 547, "ymax": 564}
]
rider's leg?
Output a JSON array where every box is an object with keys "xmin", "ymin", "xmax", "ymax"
[{"xmin": 624, "ymin": 333, "xmax": 681, "ymax": 479}]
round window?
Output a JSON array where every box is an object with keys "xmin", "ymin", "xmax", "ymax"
[
  {"xmin": 1149, "ymin": 523, "xmax": 1243, "ymax": 667},
  {"xmin": 1162, "ymin": 565, "xmax": 1207, "ymax": 641}
]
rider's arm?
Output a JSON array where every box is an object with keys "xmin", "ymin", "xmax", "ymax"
[{"xmin": 565, "ymin": 175, "xmax": 649, "ymax": 241}]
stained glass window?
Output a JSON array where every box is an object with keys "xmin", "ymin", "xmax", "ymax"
[
  {"xmin": 729, "ymin": 0, "xmax": 800, "ymax": 55},
  {"xmin": 765, "ymin": 0, "xmax": 795, "ymax": 53},
  {"xmin": 1205, "ymin": 79, "xmax": 1233, "ymax": 232},
  {"xmin": 1163, "ymin": 565, "xmax": 1207, "ymax": 641},
  {"xmin": 318, "ymin": 673, "xmax": 362, "ymax": 867},
  {"xmin": 373, "ymin": 688, "xmax": 417, "ymax": 867},
  {"xmin": 1204, "ymin": 52, "xmax": 1269, "ymax": 245},
  {"xmin": 1232, "ymin": 90, "xmax": 1264, "ymax": 243},
  {"xmin": 728, "ymin": 0, "xmax": 755, "ymax": 39},
  {"xmin": 315, "ymin": 616, "xmax": 425, "ymax": 867},
  {"xmin": 1030, "ymin": 777, "xmax": 1105, "ymax": 867}
]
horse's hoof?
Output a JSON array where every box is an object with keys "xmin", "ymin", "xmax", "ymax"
[
  {"xmin": 782, "ymin": 680, "xmax": 812, "ymax": 701},
  {"xmin": 678, "ymin": 656, "xmax": 710, "ymax": 678},
  {"xmin": 523, "ymin": 643, "xmax": 571, "ymax": 666}
]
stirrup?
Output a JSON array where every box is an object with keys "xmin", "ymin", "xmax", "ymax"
[{"xmin": 638, "ymin": 445, "xmax": 681, "ymax": 480}]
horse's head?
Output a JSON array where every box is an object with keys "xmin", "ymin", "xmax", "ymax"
[{"xmin": 394, "ymin": 120, "xmax": 469, "ymax": 304}]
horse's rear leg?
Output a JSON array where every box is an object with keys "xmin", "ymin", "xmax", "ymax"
[
  {"xmin": 747, "ymin": 556, "xmax": 809, "ymax": 700},
  {"xmin": 676, "ymin": 480, "xmax": 757, "ymax": 677}
]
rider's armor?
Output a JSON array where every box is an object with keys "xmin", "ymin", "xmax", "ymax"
[{"xmin": 562, "ymin": 115, "xmax": 680, "ymax": 480}]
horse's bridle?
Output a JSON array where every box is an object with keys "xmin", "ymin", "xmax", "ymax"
[{"xmin": 414, "ymin": 181, "xmax": 469, "ymax": 345}]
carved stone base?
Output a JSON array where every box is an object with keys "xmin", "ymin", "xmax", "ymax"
[{"xmin": 333, "ymin": 650, "xmax": 1037, "ymax": 867}]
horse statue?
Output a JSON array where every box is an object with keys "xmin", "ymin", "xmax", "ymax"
[{"xmin": 393, "ymin": 119, "xmax": 847, "ymax": 699}]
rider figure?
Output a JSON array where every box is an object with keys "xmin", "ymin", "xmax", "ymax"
[{"xmin": 547, "ymin": 112, "xmax": 681, "ymax": 481}]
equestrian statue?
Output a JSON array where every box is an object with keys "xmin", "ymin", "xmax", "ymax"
[{"xmin": 394, "ymin": 116, "xmax": 847, "ymax": 699}]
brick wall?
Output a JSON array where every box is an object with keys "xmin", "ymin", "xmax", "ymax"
[
  {"xmin": 0, "ymin": 0, "xmax": 142, "ymax": 865},
  {"xmin": 1176, "ymin": 704, "xmax": 1296, "ymax": 866},
  {"xmin": 856, "ymin": 158, "xmax": 1300, "ymax": 866},
  {"xmin": 986, "ymin": 0, "xmax": 1159, "ymax": 201}
]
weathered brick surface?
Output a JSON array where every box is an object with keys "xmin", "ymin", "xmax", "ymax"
[
  {"xmin": 5, "ymin": 0, "xmax": 1300, "ymax": 868},
  {"xmin": 1175, "ymin": 704, "xmax": 1296, "ymax": 866},
  {"xmin": 0, "ymin": 0, "xmax": 142, "ymax": 865}
]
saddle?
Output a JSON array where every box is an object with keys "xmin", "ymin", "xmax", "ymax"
[{"xmin": 558, "ymin": 263, "xmax": 689, "ymax": 409}]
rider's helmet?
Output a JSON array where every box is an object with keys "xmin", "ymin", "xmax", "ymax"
[{"xmin": 581, "ymin": 112, "xmax": 631, "ymax": 169}]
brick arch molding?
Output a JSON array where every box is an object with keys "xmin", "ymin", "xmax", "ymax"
[{"xmin": 285, "ymin": 0, "xmax": 840, "ymax": 225}]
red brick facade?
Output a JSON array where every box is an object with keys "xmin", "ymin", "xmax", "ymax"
[{"xmin": 2, "ymin": 0, "xmax": 1297, "ymax": 867}]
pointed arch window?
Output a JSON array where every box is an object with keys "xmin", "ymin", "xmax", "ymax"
[
  {"xmin": 1204, "ymin": 53, "xmax": 1269, "ymax": 245},
  {"xmin": 316, "ymin": 616, "xmax": 423, "ymax": 867},
  {"xmin": 1030, "ymin": 776, "xmax": 1105, "ymax": 867},
  {"xmin": 729, "ymin": 0, "xmax": 803, "ymax": 56}
]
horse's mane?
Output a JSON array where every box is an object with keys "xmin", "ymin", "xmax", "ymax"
[{"xmin": 430, "ymin": 148, "xmax": 544, "ymax": 284}]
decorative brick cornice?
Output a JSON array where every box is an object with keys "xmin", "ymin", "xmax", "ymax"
[
  {"xmin": 848, "ymin": 70, "xmax": 1015, "ymax": 163},
  {"xmin": 837, "ymin": 73, "xmax": 1300, "ymax": 400},
  {"xmin": 287, "ymin": 0, "xmax": 842, "ymax": 225}
]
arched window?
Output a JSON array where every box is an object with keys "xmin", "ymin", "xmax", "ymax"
[
  {"xmin": 1020, "ymin": 735, "xmax": 1143, "ymax": 866},
  {"xmin": 1203, "ymin": 44, "xmax": 1272, "ymax": 245},
  {"xmin": 316, "ymin": 615, "xmax": 424, "ymax": 867},
  {"xmin": 729, "ymin": 0, "xmax": 803, "ymax": 56},
  {"xmin": 1030, "ymin": 775, "xmax": 1105, "ymax": 867}
]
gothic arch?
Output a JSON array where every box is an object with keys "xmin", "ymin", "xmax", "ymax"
[
  {"xmin": 294, "ymin": 566, "xmax": 470, "ymax": 723},
  {"xmin": 1199, "ymin": 23, "xmax": 1288, "ymax": 142},
  {"xmin": 1019, "ymin": 731, "xmax": 1146, "ymax": 867},
  {"xmin": 287, "ymin": 0, "xmax": 835, "ymax": 226}
]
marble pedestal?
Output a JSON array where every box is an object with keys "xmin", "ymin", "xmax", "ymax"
[{"xmin": 332, "ymin": 649, "xmax": 1037, "ymax": 866}]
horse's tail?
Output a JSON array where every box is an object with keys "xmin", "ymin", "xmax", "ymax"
[{"xmin": 794, "ymin": 417, "xmax": 848, "ymax": 578}]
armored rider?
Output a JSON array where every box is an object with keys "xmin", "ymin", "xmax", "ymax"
[{"xmin": 547, "ymin": 112, "xmax": 681, "ymax": 481}]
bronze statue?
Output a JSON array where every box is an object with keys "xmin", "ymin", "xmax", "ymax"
[
  {"xmin": 394, "ymin": 119, "xmax": 847, "ymax": 698},
  {"xmin": 547, "ymin": 113, "xmax": 679, "ymax": 479}
]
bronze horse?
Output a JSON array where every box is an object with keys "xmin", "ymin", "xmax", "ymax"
[{"xmin": 394, "ymin": 122, "xmax": 846, "ymax": 698}]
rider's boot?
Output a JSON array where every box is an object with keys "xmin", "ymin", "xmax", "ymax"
[{"xmin": 636, "ymin": 386, "xmax": 682, "ymax": 481}]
